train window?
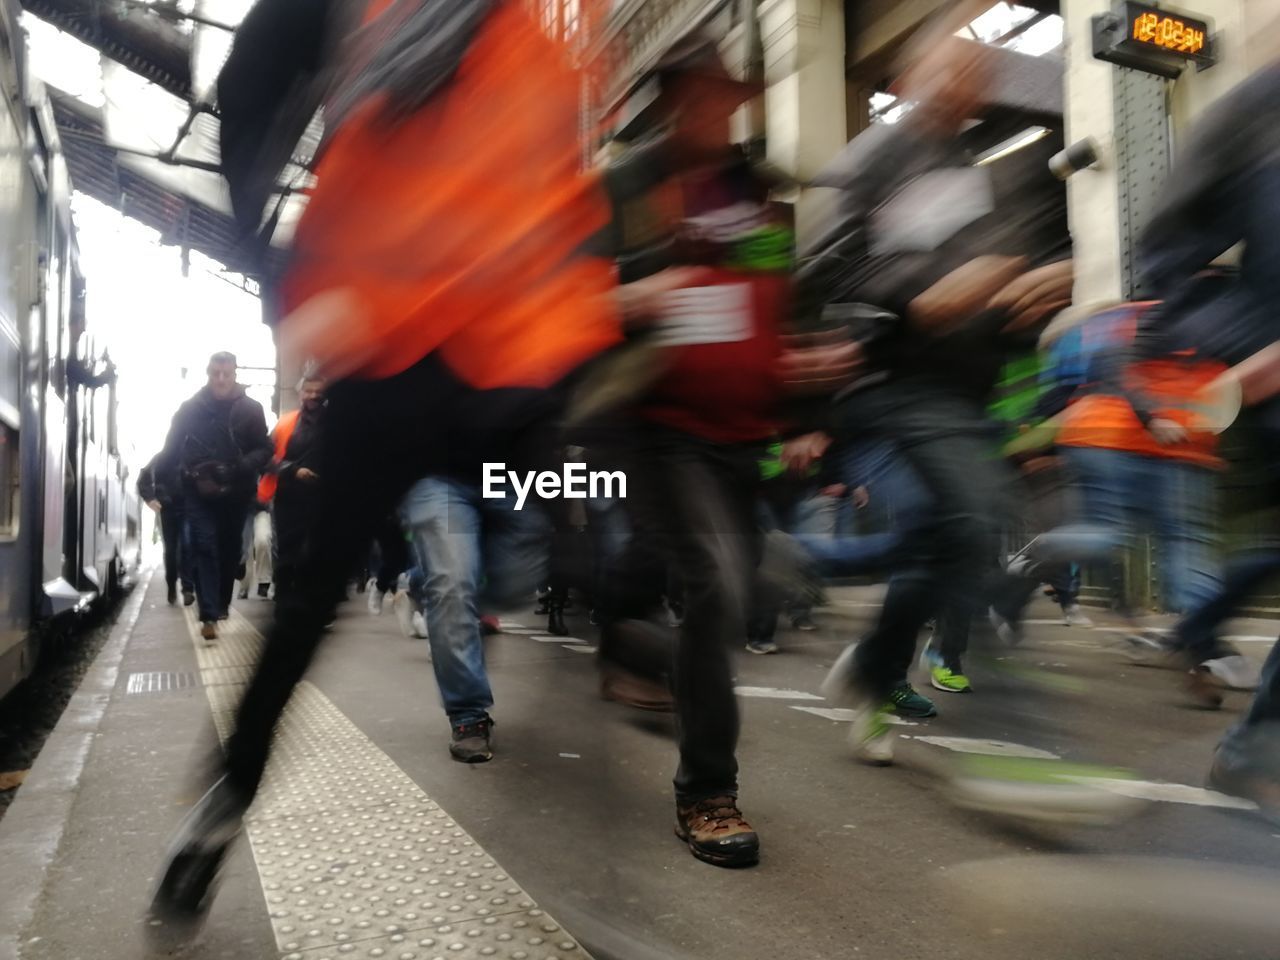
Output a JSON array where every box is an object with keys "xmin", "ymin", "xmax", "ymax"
[{"xmin": 0, "ymin": 423, "xmax": 17, "ymax": 537}]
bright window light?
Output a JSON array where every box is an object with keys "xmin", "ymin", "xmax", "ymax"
[
  {"xmin": 974, "ymin": 125, "xmax": 1051, "ymax": 166},
  {"xmin": 22, "ymin": 14, "xmax": 105, "ymax": 108}
]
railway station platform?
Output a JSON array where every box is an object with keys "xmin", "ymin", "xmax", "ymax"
[{"xmin": 3, "ymin": 570, "xmax": 1280, "ymax": 960}]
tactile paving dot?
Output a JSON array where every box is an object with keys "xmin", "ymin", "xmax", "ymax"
[{"xmin": 182, "ymin": 608, "xmax": 591, "ymax": 958}]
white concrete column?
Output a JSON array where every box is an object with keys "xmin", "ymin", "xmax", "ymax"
[
  {"xmin": 1061, "ymin": 0, "xmax": 1126, "ymax": 304},
  {"xmin": 1063, "ymin": 0, "xmax": 1273, "ymax": 303},
  {"xmin": 758, "ymin": 0, "xmax": 847, "ymax": 243}
]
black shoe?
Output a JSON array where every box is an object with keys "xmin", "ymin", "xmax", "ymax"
[
  {"xmin": 534, "ymin": 595, "xmax": 550, "ymax": 616},
  {"xmin": 674, "ymin": 795, "xmax": 760, "ymax": 867},
  {"xmin": 547, "ymin": 603, "xmax": 569, "ymax": 636},
  {"xmin": 790, "ymin": 611, "xmax": 818, "ymax": 632},
  {"xmin": 182, "ymin": 590, "xmax": 195, "ymax": 607},
  {"xmin": 150, "ymin": 778, "xmax": 246, "ymax": 924},
  {"xmin": 167, "ymin": 583, "xmax": 178, "ymax": 605},
  {"xmin": 449, "ymin": 718, "xmax": 494, "ymax": 763},
  {"xmin": 257, "ymin": 583, "xmax": 270, "ymax": 598}
]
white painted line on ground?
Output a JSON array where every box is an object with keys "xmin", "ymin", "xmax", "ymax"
[
  {"xmin": 734, "ymin": 686, "xmax": 824, "ymax": 701},
  {"xmin": 533, "ymin": 635, "xmax": 588, "ymax": 644},
  {"xmin": 1061, "ymin": 777, "xmax": 1259, "ymax": 811},
  {"xmin": 901, "ymin": 736, "xmax": 1059, "ymax": 760},
  {"xmin": 1221, "ymin": 635, "xmax": 1278, "ymax": 644},
  {"xmin": 562, "ymin": 644, "xmax": 597, "ymax": 654},
  {"xmin": 790, "ymin": 705, "xmax": 918, "ymax": 726}
]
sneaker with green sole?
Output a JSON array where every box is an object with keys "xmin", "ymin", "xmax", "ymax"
[
  {"xmin": 929, "ymin": 664, "xmax": 973, "ymax": 693},
  {"xmin": 850, "ymin": 704, "xmax": 895, "ymax": 765},
  {"xmin": 888, "ymin": 682, "xmax": 938, "ymax": 718}
]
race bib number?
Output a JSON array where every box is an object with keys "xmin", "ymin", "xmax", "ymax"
[{"xmin": 654, "ymin": 284, "xmax": 753, "ymax": 346}]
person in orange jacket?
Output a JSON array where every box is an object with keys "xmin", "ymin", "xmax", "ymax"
[{"xmin": 257, "ymin": 368, "xmax": 326, "ymax": 604}]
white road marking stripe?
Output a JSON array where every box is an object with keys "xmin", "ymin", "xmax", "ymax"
[
  {"xmin": 900, "ymin": 736, "xmax": 1059, "ymax": 760},
  {"xmin": 789, "ymin": 706, "xmax": 918, "ymax": 725},
  {"xmin": 1060, "ymin": 777, "xmax": 1259, "ymax": 811},
  {"xmin": 181, "ymin": 607, "xmax": 590, "ymax": 959},
  {"xmin": 562, "ymin": 645, "xmax": 597, "ymax": 654},
  {"xmin": 733, "ymin": 686, "xmax": 824, "ymax": 701}
]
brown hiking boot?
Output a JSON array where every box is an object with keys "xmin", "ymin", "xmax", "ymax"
[
  {"xmin": 600, "ymin": 664, "xmax": 674, "ymax": 712},
  {"xmin": 674, "ymin": 795, "xmax": 759, "ymax": 867},
  {"xmin": 200, "ymin": 621, "xmax": 218, "ymax": 642}
]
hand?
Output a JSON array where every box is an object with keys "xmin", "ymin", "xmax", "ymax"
[
  {"xmin": 820, "ymin": 483, "xmax": 848, "ymax": 499},
  {"xmin": 851, "ymin": 485, "xmax": 870, "ymax": 509},
  {"xmin": 991, "ymin": 260, "xmax": 1074, "ymax": 333},
  {"xmin": 295, "ymin": 468, "xmax": 319, "ymax": 484},
  {"xmin": 1148, "ymin": 417, "xmax": 1188, "ymax": 445},
  {"xmin": 779, "ymin": 432, "xmax": 832, "ymax": 475},
  {"xmin": 147, "ymin": 499, "xmax": 162, "ymax": 513},
  {"xmin": 1018, "ymin": 456, "xmax": 1059, "ymax": 477},
  {"xmin": 779, "ymin": 329, "xmax": 864, "ymax": 395},
  {"xmin": 907, "ymin": 255, "xmax": 1028, "ymax": 332},
  {"xmin": 1222, "ymin": 342, "xmax": 1280, "ymax": 406}
]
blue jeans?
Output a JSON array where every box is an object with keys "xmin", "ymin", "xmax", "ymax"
[
  {"xmin": 400, "ymin": 476, "xmax": 551, "ymax": 727},
  {"xmin": 1218, "ymin": 636, "xmax": 1280, "ymax": 768},
  {"xmin": 792, "ymin": 440, "xmax": 929, "ymax": 577},
  {"xmin": 187, "ymin": 496, "xmax": 250, "ymax": 621},
  {"xmin": 999, "ymin": 447, "xmax": 1220, "ymax": 620}
]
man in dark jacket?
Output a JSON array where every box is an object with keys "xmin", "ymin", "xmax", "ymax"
[
  {"xmin": 1126, "ymin": 57, "xmax": 1280, "ymax": 816},
  {"xmin": 157, "ymin": 352, "xmax": 272, "ymax": 640},
  {"xmin": 799, "ymin": 27, "xmax": 1072, "ymax": 762},
  {"xmin": 138, "ymin": 452, "xmax": 194, "ymax": 606},
  {"xmin": 263, "ymin": 369, "xmax": 326, "ymax": 605}
]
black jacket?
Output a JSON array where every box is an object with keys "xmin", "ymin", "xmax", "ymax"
[
  {"xmin": 137, "ymin": 453, "xmax": 182, "ymax": 508},
  {"xmin": 796, "ymin": 120, "xmax": 1069, "ymax": 400},
  {"xmin": 158, "ymin": 384, "xmax": 272, "ymax": 500}
]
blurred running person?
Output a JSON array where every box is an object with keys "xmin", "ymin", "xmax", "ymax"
[
  {"xmin": 151, "ymin": 0, "xmax": 688, "ymax": 921},
  {"xmin": 798, "ymin": 25, "xmax": 1073, "ymax": 762}
]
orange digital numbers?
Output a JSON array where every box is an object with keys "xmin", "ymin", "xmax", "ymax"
[{"xmin": 1132, "ymin": 9, "xmax": 1206, "ymax": 55}]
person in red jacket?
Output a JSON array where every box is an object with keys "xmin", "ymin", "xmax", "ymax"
[{"xmin": 593, "ymin": 32, "xmax": 787, "ymax": 869}]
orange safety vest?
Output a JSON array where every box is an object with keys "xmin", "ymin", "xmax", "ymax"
[
  {"xmin": 257, "ymin": 409, "xmax": 301, "ymax": 504},
  {"xmin": 279, "ymin": 0, "xmax": 621, "ymax": 389},
  {"xmin": 1057, "ymin": 354, "xmax": 1227, "ymax": 468}
]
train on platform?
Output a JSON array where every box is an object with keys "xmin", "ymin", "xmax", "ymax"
[{"xmin": 0, "ymin": 4, "xmax": 141, "ymax": 702}]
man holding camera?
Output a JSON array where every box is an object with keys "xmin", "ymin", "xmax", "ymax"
[{"xmin": 157, "ymin": 352, "xmax": 273, "ymax": 640}]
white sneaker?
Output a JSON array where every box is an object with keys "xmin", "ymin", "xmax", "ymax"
[
  {"xmin": 392, "ymin": 590, "xmax": 415, "ymax": 638},
  {"xmin": 849, "ymin": 705, "xmax": 894, "ymax": 766},
  {"xmin": 1061, "ymin": 604, "xmax": 1093, "ymax": 628},
  {"xmin": 1200, "ymin": 654, "xmax": 1261, "ymax": 691},
  {"xmin": 367, "ymin": 578, "xmax": 384, "ymax": 615},
  {"xmin": 988, "ymin": 607, "xmax": 1022, "ymax": 646},
  {"xmin": 411, "ymin": 611, "xmax": 428, "ymax": 639},
  {"xmin": 820, "ymin": 642, "xmax": 862, "ymax": 707}
]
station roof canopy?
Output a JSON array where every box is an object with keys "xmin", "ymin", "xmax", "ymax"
[{"xmin": 21, "ymin": 0, "xmax": 318, "ymax": 283}]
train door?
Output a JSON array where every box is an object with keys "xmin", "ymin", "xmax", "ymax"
[{"xmin": 0, "ymin": 10, "xmax": 31, "ymax": 691}]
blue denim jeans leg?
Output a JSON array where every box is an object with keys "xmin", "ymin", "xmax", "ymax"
[{"xmin": 400, "ymin": 476, "xmax": 550, "ymax": 727}]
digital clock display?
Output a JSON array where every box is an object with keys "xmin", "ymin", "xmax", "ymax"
[
  {"xmin": 1125, "ymin": 3, "xmax": 1209, "ymax": 58},
  {"xmin": 1092, "ymin": 2, "xmax": 1214, "ymax": 77}
]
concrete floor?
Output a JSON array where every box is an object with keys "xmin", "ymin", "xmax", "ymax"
[{"xmin": 4, "ymin": 573, "xmax": 1280, "ymax": 960}]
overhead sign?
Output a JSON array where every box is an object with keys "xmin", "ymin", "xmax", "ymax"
[{"xmin": 1092, "ymin": 2, "xmax": 1214, "ymax": 78}]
